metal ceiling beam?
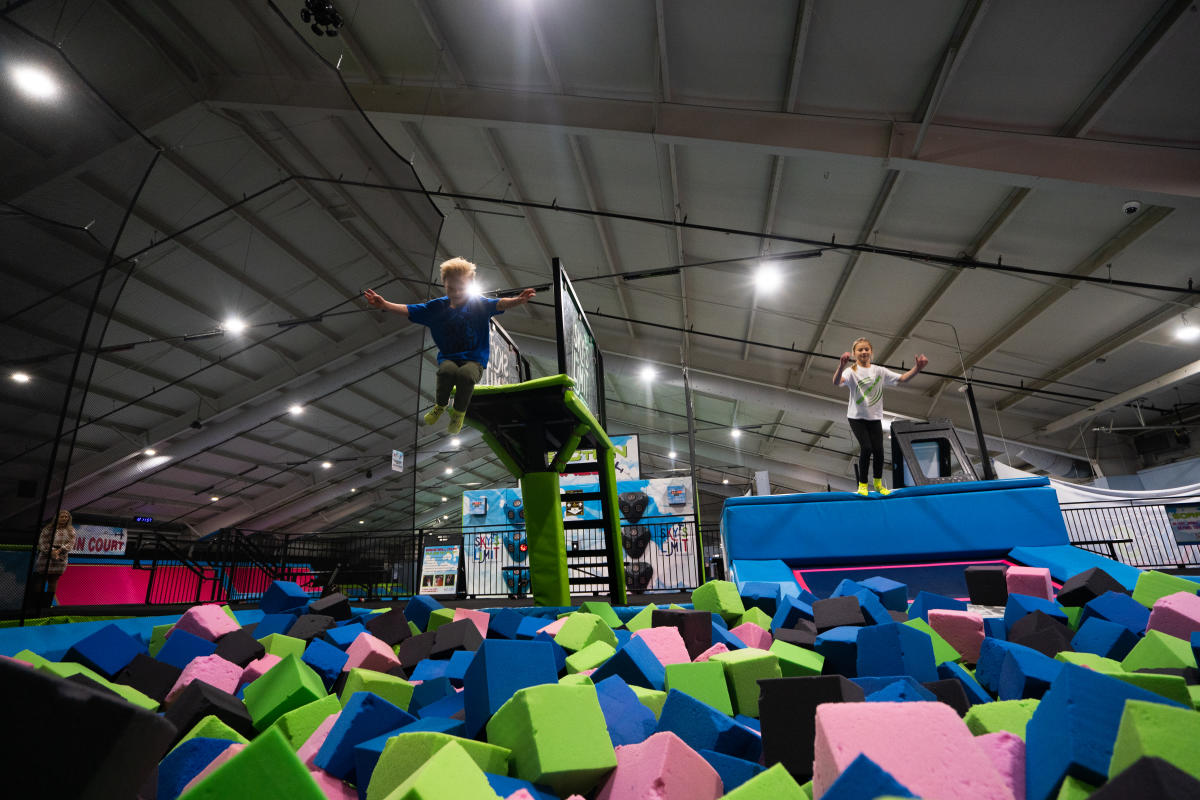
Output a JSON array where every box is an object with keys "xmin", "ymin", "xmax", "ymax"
[{"xmin": 1040, "ymin": 355, "xmax": 1200, "ymax": 436}]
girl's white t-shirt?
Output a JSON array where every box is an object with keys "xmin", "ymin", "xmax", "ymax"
[{"xmin": 842, "ymin": 363, "xmax": 901, "ymax": 420}]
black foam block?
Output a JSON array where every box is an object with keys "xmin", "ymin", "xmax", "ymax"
[
  {"xmin": 651, "ymin": 609, "xmax": 713, "ymax": 660},
  {"xmin": 1089, "ymin": 756, "xmax": 1200, "ymax": 799},
  {"xmin": 772, "ymin": 626, "xmax": 817, "ymax": 648},
  {"xmin": 1007, "ymin": 610, "xmax": 1073, "ymax": 658},
  {"xmin": 964, "ymin": 564, "xmax": 1009, "ymax": 606},
  {"xmin": 286, "ymin": 613, "xmax": 336, "ymax": 641},
  {"xmin": 429, "ymin": 619, "xmax": 484, "ymax": 658},
  {"xmin": 365, "ymin": 608, "xmax": 412, "ymax": 646},
  {"xmin": 813, "ymin": 596, "xmax": 866, "ymax": 632},
  {"xmin": 114, "ymin": 653, "xmax": 183, "ymax": 704},
  {"xmin": 1056, "ymin": 567, "xmax": 1128, "ymax": 607},
  {"xmin": 330, "ymin": 670, "xmax": 349, "ymax": 700},
  {"xmin": 758, "ymin": 675, "xmax": 865, "ymax": 782},
  {"xmin": 888, "ymin": 610, "xmax": 910, "ymax": 623},
  {"xmin": 162, "ymin": 680, "xmax": 255, "ymax": 746},
  {"xmin": 2, "ymin": 658, "xmax": 177, "ymax": 800},
  {"xmin": 1136, "ymin": 666, "xmax": 1200, "ymax": 685},
  {"xmin": 921, "ymin": 678, "xmax": 972, "ymax": 716},
  {"xmin": 309, "ymin": 592, "xmax": 353, "ymax": 621},
  {"xmin": 396, "ymin": 631, "xmax": 438, "ymax": 675},
  {"xmin": 214, "ymin": 628, "xmax": 266, "ymax": 667}
]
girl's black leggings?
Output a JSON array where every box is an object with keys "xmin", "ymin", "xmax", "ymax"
[{"xmin": 848, "ymin": 417, "xmax": 885, "ymax": 481}]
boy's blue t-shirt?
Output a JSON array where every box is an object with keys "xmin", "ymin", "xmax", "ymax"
[{"xmin": 407, "ymin": 295, "xmax": 503, "ymax": 366}]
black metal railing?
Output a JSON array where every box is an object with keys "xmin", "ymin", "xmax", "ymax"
[{"xmin": 1060, "ymin": 498, "xmax": 1200, "ymax": 570}]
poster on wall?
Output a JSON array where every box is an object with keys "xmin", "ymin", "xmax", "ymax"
[
  {"xmin": 418, "ymin": 534, "xmax": 462, "ymax": 596},
  {"xmin": 462, "ymin": 476, "xmax": 697, "ymax": 593},
  {"xmin": 1164, "ymin": 504, "xmax": 1200, "ymax": 545},
  {"xmin": 70, "ymin": 525, "xmax": 127, "ymax": 555},
  {"xmin": 558, "ymin": 434, "xmax": 640, "ymax": 485}
]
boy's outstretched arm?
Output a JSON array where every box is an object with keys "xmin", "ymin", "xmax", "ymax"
[
  {"xmin": 363, "ymin": 288, "xmax": 409, "ymax": 318},
  {"xmin": 497, "ymin": 287, "xmax": 536, "ymax": 311}
]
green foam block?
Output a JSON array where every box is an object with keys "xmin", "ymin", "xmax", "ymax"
[
  {"xmin": 769, "ymin": 639, "xmax": 825, "ymax": 678},
  {"xmin": 1132, "ymin": 570, "xmax": 1200, "ymax": 608},
  {"xmin": 269, "ymin": 694, "xmax": 342, "ymax": 750},
  {"xmin": 257, "ymin": 633, "xmax": 306, "ymax": 660},
  {"xmin": 624, "ymin": 604, "xmax": 659, "ymax": 632},
  {"xmin": 176, "ymin": 725, "xmax": 323, "ymax": 799},
  {"xmin": 565, "ymin": 640, "xmax": 615, "ymax": 673},
  {"xmin": 242, "ymin": 653, "xmax": 327, "ymax": 730},
  {"xmin": 709, "ymin": 648, "xmax": 782, "ymax": 718},
  {"xmin": 426, "ymin": 607, "xmax": 455, "ymax": 632},
  {"xmin": 173, "ymin": 714, "xmax": 249, "ymax": 753},
  {"xmin": 665, "ymin": 660, "xmax": 734, "ymax": 715},
  {"xmin": 559, "ymin": 673, "xmax": 594, "ymax": 686},
  {"xmin": 13, "ymin": 649, "xmax": 51, "ymax": 668},
  {"xmin": 367, "ymin": 732, "xmax": 510, "ymax": 800},
  {"xmin": 905, "ymin": 618, "xmax": 961, "ymax": 664},
  {"xmin": 1055, "ymin": 775, "xmax": 1097, "ymax": 800},
  {"xmin": 1121, "ymin": 629, "xmax": 1198, "ymax": 672},
  {"xmin": 1108, "ymin": 699, "xmax": 1200, "ymax": 781},
  {"xmin": 485, "ymin": 683, "xmax": 616, "ymax": 796},
  {"xmin": 38, "ymin": 661, "xmax": 158, "ymax": 710},
  {"xmin": 579, "ymin": 601, "xmax": 623, "ymax": 629},
  {"xmin": 1110, "ymin": 671, "xmax": 1191, "ymax": 706},
  {"xmin": 554, "ymin": 612, "xmax": 618, "ymax": 652},
  {"xmin": 964, "ymin": 698, "xmax": 1040, "ymax": 739},
  {"xmin": 691, "ymin": 580, "xmax": 746, "ymax": 621},
  {"xmin": 631, "ymin": 685, "xmax": 666, "ymax": 718},
  {"xmin": 340, "ymin": 668, "xmax": 415, "ymax": 710},
  {"xmin": 720, "ymin": 763, "xmax": 807, "ymax": 799},
  {"xmin": 373, "ymin": 740, "xmax": 501, "ymax": 800},
  {"xmin": 737, "ymin": 607, "xmax": 773, "ymax": 630},
  {"xmin": 1055, "ymin": 652, "xmax": 1122, "ymax": 673},
  {"xmin": 149, "ymin": 624, "xmax": 172, "ymax": 657}
]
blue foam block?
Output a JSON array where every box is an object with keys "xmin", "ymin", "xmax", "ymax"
[
  {"xmin": 698, "ymin": 749, "xmax": 766, "ymax": 792},
  {"xmin": 858, "ymin": 576, "xmax": 909, "ymax": 613},
  {"xmin": 1071, "ymin": 616, "xmax": 1141, "ymax": 660},
  {"xmin": 846, "ymin": 587, "xmax": 893, "ymax": 626},
  {"xmin": 353, "ymin": 729, "xmax": 407, "ymax": 797},
  {"xmin": 771, "ymin": 595, "xmax": 816, "ymax": 631},
  {"xmin": 531, "ymin": 631, "xmax": 567, "ymax": 673},
  {"xmin": 253, "ymin": 613, "xmax": 298, "ymax": 639},
  {"xmin": 907, "ymin": 591, "xmax": 967, "ymax": 623},
  {"xmin": 409, "ymin": 659, "xmax": 451, "ymax": 683},
  {"xmin": 484, "ymin": 773, "xmax": 559, "ymax": 800},
  {"xmin": 408, "ymin": 676, "xmax": 455, "ymax": 714},
  {"xmin": 822, "ymin": 752, "xmax": 916, "ymax": 800},
  {"xmin": 398, "ymin": 716, "xmax": 465, "ymax": 736},
  {"xmin": 937, "ymin": 661, "xmax": 992, "ymax": 705},
  {"xmin": 314, "ymin": 691, "xmax": 415, "ymax": 780},
  {"xmin": 302, "ymin": 637, "xmax": 349, "ymax": 689},
  {"xmin": 595, "ymin": 675, "xmax": 657, "ymax": 746},
  {"xmin": 734, "ymin": 714, "xmax": 761, "ymax": 732},
  {"xmin": 487, "ymin": 608, "xmax": 525, "ymax": 639},
  {"xmin": 514, "ymin": 615, "xmax": 549, "ymax": 639},
  {"xmin": 1004, "ymin": 593, "xmax": 1068, "ymax": 632},
  {"xmin": 260, "ymin": 581, "xmax": 311, "ymax": 614},
  {"xmin": 853, "ymin": 675, "xmax": 937, "ymax": 701},
  {"xmin": 157, "ymin": 737, "xmax": 236, "ymax": 800},
  {"xmin": 814, "ymin": 625, "xmax": 861, "ymax": 677},
  {"xmin": 1193, "ymin": 632, "xmax": 1200, "ymax": 665},
  {"xmin": 654, "ymin": 689, "xmax": 762, "ymax": 761},
  {"xmin": 445, "ymin": 649, "xmax": 475, "ymax": 684},
  {"xmin": 323, "ymin": 623, "xmax": 367, "ymax": 650},
  {"xmin": 983, "ymin": 617, "xmax": 1007, "ymax": 641},
  {"xmin": 590, "ymin": 633, "xmax": 666, "ymax": 690},
  {"xmin": 1080, "ymin": 590, "xmax": 1151, "ymax": 634},
  {"xmin": 403, "ymin": 596, "xmax": 443, "ymax": 631},
  {"xmin": 855, "ymin": 622, "xmax": 937, "ymax": 683},
  {"xmin": 63, "ymin": 623, "xmax": 146, "ymax": 679},
  {"xmin": 155, "ymin": 629, "xmax": 217, "ymax": 671},
  {"xmin": 711, "ymin": 612, "xmax": 728, "ymax": 630},
  {"xmin": 740, "ymin": 581, "xmax": 782, "ymax": 615},
  {"xmin": 975, "ymin": 638, "xmax": 1040, "ymax": 696},
  {"xmin": 463, "ymin": 640, "xmax": 558, "ymax": 737},
  {"xmin": 1025, "ymin": 663, "xmax": 1187, "ymax": 800},
  {"xmin": 997, "ymin": 647, "xmax": 1062, "ymax": 700},
  {"xmin": 613, "ymin": 629, "xmax": 632, "ymax": 648},
  {"xmin": 416, "ymin": 689, "xmax": 464, "ymax": 720},
  {"xmin": 711, "ymin": 622, "xmax": 747, "ymax": 650}
]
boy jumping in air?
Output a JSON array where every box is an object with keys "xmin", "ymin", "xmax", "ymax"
[{"xmin": 364, "ymin": 257, "xmax": 535, "ymax": 434}]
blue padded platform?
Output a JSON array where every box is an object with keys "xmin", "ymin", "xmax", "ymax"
[
  {"xmin": 1007, "ymin": 544, "xmax": 1143, "ymax": 590},
  {"xmin": 721, "ymin": 478, "xmax": 1069, "ymax": 566}
]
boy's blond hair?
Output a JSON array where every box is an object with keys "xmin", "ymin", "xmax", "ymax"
[{"xmin": 439, "ymin": 257, "xmax": 477, "ymax": 281}]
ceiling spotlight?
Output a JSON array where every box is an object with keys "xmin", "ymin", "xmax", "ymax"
[
  {"xmin": 210, "ymin": 496, "xmax": 220, "ymax": 502},
  {"xmin": 143, "ymin": 449, "xmax": 157, "ymax": 457},
  {"xmin": 289, "ymin": 404, "xmax": 304, "ymax": 415},
  {"xmin": 640, "ymin": 365, "xmax": 656, "ymax": 382},
  {"xmin": 444, "ymin": 467, "xmax": 453, "ymax": 475},
  {"xmin": 731, "ymin": 428, "xmax": 742, "ymax": 439},
  {"xmin": 441, "ymin": 496, "xmax": 448, "ymax": 502},
  {"xmin": 722, "ymin": 478, "xmax": 729, "ymax": 485},
  {"xmin": 443, "ymin": 514, "xmax": 449, "ymax": 520},
  {"xmin": 11, "ymin": 64, "xmax": 59, "ymax": 101},
  {"xmin": 11, "ymin": 372, "xmax": 31, "ymax": 384},
  {"xmin": 299, "ymin": 0, "xmax": 344, "ymax": 36},
  {"xmin": 350, "ymin": 487, "xmax": 357, "ymax": 493},
  {"xmin": 321, "ymin": 461, "xmax": 333, "ymax": 469},
  {"xmin": 668, "ymin": 450, "xmax": 677, "ymax": 459},
  {"xmin": 1176, "ymin": 314, "xmax": 1199, "ymax": 342},
  {"xmin": 450, "ymin": 437, "xmax": 461, "ymax": 447},
  {"xmin": 222, "ymin": 317, "xmax": 246, "ymax": 334},
  {"xmin": 756, "ymin": 263, "xmax": 782, "ymax": 292},
  {"xmin": 358, "ymin": 519, "xmax": 365, "ymax": 524}
]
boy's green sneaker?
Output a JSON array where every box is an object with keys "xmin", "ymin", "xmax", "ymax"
[
  {"xmin": 856, "ymin": 483, "xmax": 869, "ymax": 496},
  {"xmin": 446, "ymin": 409, "xmax": 466, "ymax": 434},
  {"xmin": 873, "ymin": 479, "xmax": 891, "ymax": 496},
  {"xmin": 423, "ymin": 404, "xmax": 446, "ymax": 426}
]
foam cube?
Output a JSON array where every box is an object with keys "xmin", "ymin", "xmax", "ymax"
[
  {"xmin": 430, "ymin": 618, "xmax": 485, "ymax": 657},
  {"xmin": 922, "ymin": 677, "xmax": 972, "ymax": 716},
  {"xmin": 261, "ymin": 581, "xmax": 312, "ymax": 614},
  {"xmin": 171, "ymin": 726, "xmax": 323, "ymax": 799},
  {"xmin": 859, "ymin": 575, "xmax": 909, "ymax": 612},
  {"xmin": 258, "ymin": 633, "xmax": 306, "ymax": 660},
  {"xmin": 404, "ymin": 595, "xmax": 443, "ymax": 631},
  {"xmin": 1132, "ymin": 570, "xmax": 1200, "ymax": 609},
  {"xmin": 651, "ymin": 608, "xmax": 713, "ymax": 659},
  {"xmin": 286, "ymin": 614, "xmax": 335, "ymax": 642},
  {"xmin": 855, "ymin": 622, "xmax": 938, "ymax": 683},
  {"xmin": 268, "ymin": 693, "xmax": 341, "ymax": 750},
  {"xmin": 965, "ymin": 698, "xmax": 1039, "ymax": 738},
  {"xmin": 309, "ymin": 592, "xmax": 353, "ymax": 621},
  {"xmin": 1121, "ymin": 629, "xmax": 1198, "ymax": 672},
  {"xmin": 566, "ymin": 640, "xmax": 616, "ymax": 673},
  {"xmin": 709, "ymin": 647, "xmax": 781, "ymax": 717},
  {"xmin": 1071, "ymin": 616, "xmax": 1141, "ymax": 661},
  {"xmin": 595, "ymin": 675, "xmax": 657, "ymax": 746},
  {"xmin": 927, "ymin": 609, "xmax": 985, "ymax": 663},
  {"xmin": 814, "ymin": 625, "xmax": 861, "ymax": 677},
  {"xmin": 1008, "ymin": 566, "xmax": 1054, "ymax": 601},
  {"xmin": 464, "ymin": 639, "xmax": 559, "ymax": 738},
  {"xmin": 654, "ymin": 688, "xmax": 762, "ymax": 761},
  {"xmin": 813, "ymin": 596, "xmax": 866, "ymax": 631},
  {"xmin": 1081, "ymin": 591, "xmax": 1151, "ymax": 635},
  {"xmin": 170, "ymin": 604, "xmax": 242, "ymax": 642},
  {"xmin": 757, "ymin": 675, "xmax": 864, "ymax": 782},
  {"xmin": 1091, "ymin": 756, "xmax": 1200, "ymax": 799},
  {"xmin": 163, "ymin": 680, "xmax": 256, "ymax": 745},
  {"xmin": 907, "ymin": 590, "xmax": 967, "ymax": 623},
  {"xmin": 691, "ymin": 580, "xmax": 746, "ymax": 622},
  {"xmin": 1008, "ymin": 611, "xmax": 1074, "ymax": 658},
  {"xmin": 364, "ymin": 608, "xmax": 412, "ymax": 646},
  {"xmin": 313, "ymin": 690, "xmax": 415, "ymax": 779},
  {"xmin": 820, "ymin": 752, "xmax": 915, "ymax": 800},
  {"xmin": 631, "ymin": 625, "xmax": 692, "ymax": 665},
  {"xmin": 718, "ymin": 763, "xmax": 807, "ymax": 798},
  {"xmin": 1056, "ymin": 567, "xmax": 1127, "ymax": 607},
  {"xmin": 166, "ymin": 653, "xmax": 243, "ymax": 702},
  {"xmin": 343, "ymin": 631, "xmax": 401, "ymax": 674},
  {"xmin": 594, "ymin": 730, "xmax": 721, "ymax": 800},
  {"xmin": 590, "ymin": 634, "xmax": 666, "ymax": 690},
  {"xmin": 242, "ymin": 653, "xmax": 327, "ymax": 731},
  {"xmin": 1147, "ymin": 591, "xmax": 1200, "ymax": 640},
  {"xmin": 157, "ymin": 737, "xmax": 234, "ymax": 800},
  {"xmin": 323, "ymin": 622, "xmax": 368, "ymax": 650},
  {"xmin": 114, "ymin": 652, "xmax": 183, "ymax": 703},
  {"xmin": 63, "ymin": 623, "xmax": 146, "ymax": 679},
  {"xmin": 371, "ymin": 739, "xmax": 502, "ymax": 800},
  {"xmin": 965, "ymin": 564, "xmax": 1010, "ymax": 606},
  {"xmin": 156, "ymin": 628, "xmax": 218, "ymax": 670},
  {"xmin": 1108, "ymin": 699, "xmax": 1200, "ymax": 781}
]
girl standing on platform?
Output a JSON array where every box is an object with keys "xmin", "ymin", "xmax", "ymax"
[{"xmin": 833, "ymin": 337, "xmax": 928, "ymax": 496}]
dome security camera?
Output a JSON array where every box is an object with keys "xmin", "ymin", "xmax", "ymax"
[{"xmin": 1122, "ymin": 200, "xmax": 1141, "ymax": 215}]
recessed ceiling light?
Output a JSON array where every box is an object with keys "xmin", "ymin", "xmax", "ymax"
[
  {"xmin": 222, "ymin": 317, "xmax": 246, "ymax": 334},
  {"xmin": 143, "ymin": 449, "xmax": 157, "ymax": 456},
  {"xmin": 210, "ymin": 496, "xmax": 220, "ymax": 502},
  {"xmin": 444, "ymin": 467, "xmax": 453, "ymax": 475},
  {"xmin": 1176, "ymin": 324, "xmax": 1200, "ymax": 342},
  {"xmin": 668, "ymin": 450, "xmax": 677, "ymax": 459},
  {"xmin": 731, "ymin": 428, "xmax": 741, "ymax": 439},
  {"xmin": 321, "ymin": 461, "xmax": 332, "ymax": 469},
  {"xmin": 11, "ymin": 65, "xmax": 58, "ymax": 101},
  {"xmin": 441, "ymin": 496, "xmax": 448, "ymax": 502},
  {"xmin": 450, "ymin": 437, "xmax": 461, "ymax": 447},
  {"xmin": 358, "ymin": 520, "xmax": 365, "ymax": 524},
  {"xmin": 11, "ymin": 372, "xmax": 31, "ymax": 384},
  {"xmin": 640, "ymin": 365, "xmax": 656, "ymax": 381},
  {"xmin": 722, "ymin": 478, "xmax": 729, "ymax": 485},
  {"xmin": 756, "ymin": 264, "xmax": 782, "ymax": 292},
  {"xmin": 350, "ymin": 487, "xmax": 357, "ymax": 493},
  {"xmin": 289, "ymin": 404, "xmax": 304, "ymax": 415}
]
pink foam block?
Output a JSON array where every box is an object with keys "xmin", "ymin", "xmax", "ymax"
[
  {"xmin": 167, "ymin": 603, "xmax": 242, "ymax": 641},
  {"xmin": 239, "ymin": 652, "xmax": 282, "ymax": 687},
  {"xmin": 298, "ymin": 712, "xmax": 342, "ymax": 768},
  {"xmin": 166, "ymin": 653, "xmax": 243, "ymax": 702},
  {"xmin": 1146, "ymin": 591, "xmax": 1200, "ymax": 639},
  {"xmin": 631, "ymin": 626, "xmax": 691, "ymax": 666},
  {"xmin": 694, "ymin": 643, "xmax": 729, "ymax": 662},
  {"xmin": 728, "ymin": 623, "xmax": 772, "ymax": 650},
  {"xmin": 595, "ymin": 731, "xmax": 722, "ymax": 800},
  {"xmin": 342, "ymin": 632, "xmax": 401, "ymax": 673},
  {"xmin": 976, "ymin": 731, "xmax": 1025, "ymax": 800},
  {"xmin": 1005, "ymin": 567, "xmax": 1053, "ymax": 601},
  {"xmin": 453, "ymin": 607, "xmax": 491, "ymax": 637},
  {"xmin": 927, "ymin": 609, "xmax": 986, "ymax": 664},
  {"xmin": 538, "ymin": 618, "xmax": 567, "ymax": 637},
  {"xmin": 814, "ymin": 701, "xmax": 1015, "ymax": 800},
  {"xmin": 179, "ymin": 742, "xmax": 245, "ymax": 795},
  {"xmin": 0, "ymin": 655, "xmax": 33, "ymax": 668},
  {"xmin": 506, "ymin": 792, "xmax": 537, "ymax": 800},
  {"xmin": 310, "ymin": 767, "xmax": 357, "ymax": 799}
]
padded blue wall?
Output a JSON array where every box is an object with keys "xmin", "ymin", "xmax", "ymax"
[{"xmin": 721, "ymin": 478, "xmax": 1069, "ymax": 566}]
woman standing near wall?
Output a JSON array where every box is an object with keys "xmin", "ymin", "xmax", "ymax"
[{"xmin": 35, "ymin": 509, "xmax": 75, "ymax": 606}]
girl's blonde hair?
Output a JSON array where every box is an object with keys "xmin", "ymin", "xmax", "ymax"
[
  {"xmin": 439, "ymin": 257, "xmax": 477, "ymax": 281},
  {"xmin": 850, "ymin": 337, "xmax": 872, "ymax": 352}
]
